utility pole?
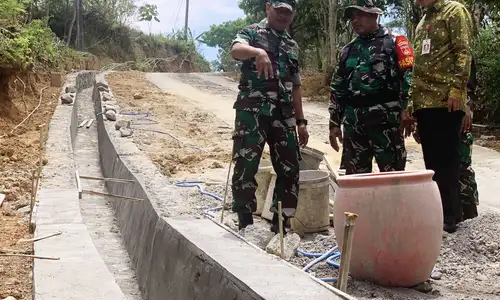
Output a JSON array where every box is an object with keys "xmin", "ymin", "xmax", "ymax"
[
  {"xmin": 75, "ymin": 0, "xmax": 80, "ymax": 49},
  {"xmin": 329, "ymin": 0, "xmax": 338, "ymax": 66},
  {"xmin": 79, "ymin": 0, "xmax": 84, "ymax": 51},
  {"xmin": 184, "ymin": 0, "xmax": 189, "ymax": 40}
]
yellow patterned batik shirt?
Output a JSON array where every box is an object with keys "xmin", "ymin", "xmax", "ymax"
[{"xmin": 408, "ymin": 0, "xmax": 474, "ymax": 114}]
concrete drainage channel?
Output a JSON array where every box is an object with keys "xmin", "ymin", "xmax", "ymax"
[{"xmin": 33, "ymin": 71, "xmax": 356, "ymax": 300}]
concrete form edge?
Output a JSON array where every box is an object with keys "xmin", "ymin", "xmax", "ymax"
[
  {"xmin": 93, "ymin": 72, "xmax": 356, "ymax": 300},
  {"xmin": 33, "ymin": 71, "xmax": 128, "ymax": 299}
]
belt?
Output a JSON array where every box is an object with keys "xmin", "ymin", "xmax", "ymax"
[{"xmin": 348, "ymin": 93, "xmax": 399, "ymax": 108}]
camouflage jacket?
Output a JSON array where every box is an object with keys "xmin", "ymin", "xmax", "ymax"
[
  {"xmin": 328, "ymin": 26, "xmax": 414, "ymax": 128},
  {"xmin": 409, "ymin": 0, "xmax": 474, "ymax": 114},
  {"xmin": 231, "ymin": 18, "xmax": 301, "ymax": 118}
]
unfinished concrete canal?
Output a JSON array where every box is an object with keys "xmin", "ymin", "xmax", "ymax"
[
  {"xmin": 30, "ymin": 70, "xmax": 500, "ymax": 300},
  {"xmin": 31, "ymin": 71, "xmax": 354, "ymax": 300}
]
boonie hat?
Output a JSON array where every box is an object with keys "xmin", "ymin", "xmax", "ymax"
[
  {"xmin": 344, "ymin": 0, "xmax": 383, "ymax": 19},
  {"xmin": 270, "ymin": 0, "xmax": 297, "ymax": 12}
]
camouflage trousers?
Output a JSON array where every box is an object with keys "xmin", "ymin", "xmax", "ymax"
[
  {"xmin": 341, "ymin": 122, "xmax": 406, "ymax": 175},
  {"xmin": 459, "ymin": 132, "xmax": 479, "ymax": 220},
  {"xmin": 231, "ymin": 110, "xmax": 300, "ymax": 217}
]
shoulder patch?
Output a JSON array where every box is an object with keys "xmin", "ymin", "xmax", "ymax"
[{"xmin": 395, "ymin": 35, "xmax": 414, "ymax": 69}]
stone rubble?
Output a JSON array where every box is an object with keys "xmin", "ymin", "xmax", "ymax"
[
  {"xmin": 105, "ymin": 110, "xmax": 116, "ymax": 121},
  {"xmin": 119, "ymin": 127, "xmax": 133, "ymax": 137},
  {"xmin": 239, "ymin": 225, "xmax": 276, "ymax": 250},
  {"xmin": 60, "ymin": 93, "xmax": 73, "ymax": 104},
  {"xmin": 65, "ymin": 85, "xmax": 77, "ymax": 93},
  {"xmin": 266, "ymin": 232, "xmax": 301, "ymax": 261}
]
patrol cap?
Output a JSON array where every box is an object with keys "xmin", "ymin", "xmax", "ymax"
[
  {"xmin": 344, "ymin": 0, "xmax": 383, "ymax": 19},
  {"xmin": 269, "ymin": 0, "xmax": 297, "ymax": 12}
]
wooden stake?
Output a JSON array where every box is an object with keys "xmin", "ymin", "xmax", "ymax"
[
  {"xmin": 220, "ymin": 158, "xmax": 233, "ymax": 223},
  {"xmin": 323, "ymin": 157, "xmax": 340, "ymax": 186},
  {"xmin": 29, "ymin": 203, "xmax": 38, "ymax": 234},
  {"xmin": 30, "ymin": 169, "xmax": 36, "ymax": 206},
  {"xmin": 0, "ymin": 253, "xmax": 59, "ymax": 260},
  {"xmin": 337, "ymin": 212, "xmax": 358, "ymax": 292},
  {"xmin": 278, "ymin": 201, "xmax": 284, "ymax": 259},
  {"xmin": 0, "ymin": 249, "xmax": 31, "ymax": 254},
  {"xmin": 78, "ymin": 119, "xmax": 88, "ymax": 128},
  {"xmin": 30, "ymin": 124, "xmax": 45, "ymax": 234},
  {"xmin": 82, "ymin": 189, "xmax": 144, "ymax": 202},
  {"xmin": 76, "ymin": 170, "xmax": 82, "ymax": 199},
  {"xmin": 79, "ymin": 175, "xmax": 135, "ymax": 183},
  {"xmin": 18, "ymin": 231, "xmax": 62, "ymax": 243}
]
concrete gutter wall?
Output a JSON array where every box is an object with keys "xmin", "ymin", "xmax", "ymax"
[
  {"xmin": 92, "ymin": 73, "xmax": 356, "ymax": 300},
  {"xmin": 34, "ymin": 71, "xmax": 126, "ymax": 300},
  {"xmin": 70, "ymin": 72, "xmax": 96, "ymax": 151}
]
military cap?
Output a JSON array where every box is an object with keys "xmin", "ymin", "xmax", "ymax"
[
  {"xmin": 269, "ymin": 0, "xmax": 297, "ymax": 12},
  {"xmin": 344, "ymin": 0, "xmax": 383, "ymax": 19}
]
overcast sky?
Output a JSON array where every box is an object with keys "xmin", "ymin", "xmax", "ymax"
[{"xmin": 132, "ymin": 0, "xmax": 246, "ymax": 63}]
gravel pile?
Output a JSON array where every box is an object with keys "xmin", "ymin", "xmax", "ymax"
[
  {"xmin": 433, "ymin": 210, "xmax": 500, "ymax": 298},
  {"xmin": 289, "ymin": 233, "xmax": 339, "ymax": 279},
  {"xmin": 175, "ymin": 180, "xmax": 500, "ymax": 299}
]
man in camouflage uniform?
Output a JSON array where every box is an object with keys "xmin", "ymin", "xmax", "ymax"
[
  {"xmin": 459, "ymin": 57, "xmax": 479, "ymax": 221},
  {"xmin": 229, "ymin": 0, "xmax": 309, "ymax": 233},
  {"xmin": 329, "ymin": 0, "xmax": 414, "ymax": 175},
  {"xmin": 406, "ymin": 0, "xmax": 474, "ymax": 233}
]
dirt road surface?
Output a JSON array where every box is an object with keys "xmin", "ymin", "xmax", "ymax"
[
  {"xmin": 107, "ymin": 71, "xmax": 500, "ymax": 300},
  {"xmin": 147, "ymin": 72, "xmax": 500, "ymax": 211}
]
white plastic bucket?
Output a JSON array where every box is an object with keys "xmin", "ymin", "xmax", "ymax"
[
  {"xmin": 291, "ymin": 170, "xmax": 331, "ymax": 234},
  {"xmin": 299, "ymin": 147, "xmax": 324, "ymax": 170},
  {"xmin": 254, "ymin": 160, "xmax": 273, "ymax": 215}
]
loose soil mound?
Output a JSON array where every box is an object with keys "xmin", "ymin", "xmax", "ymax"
[{"xmin": 0, "ymin": 71, "xmax": 61, "ymax": 300}]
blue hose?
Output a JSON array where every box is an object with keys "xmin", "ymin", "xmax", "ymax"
[
  {"xmin": 121, "ymin": 112, "xmax": 152, "ymax": 117},
  {"xmin": 297, "ymin": 246, "xmax": 341, "ymax": 283},
  {"xmin": 174, "ymin": 180, "xmax": 437, "ymax": 286},
  {"xmin": 130, "ymin": 121, "xmax": 160, "ymax": 126},
  {"xmin": 302, "ymin": 246, "xmax": 339, "ymax": 272},
  {"xmin": 326, "ymin": 253, "xmax": 341, "ymax": 268},
  {"xmin": 319, "ymin": 277, "xmax": 338, "ymax": 283},
  {"xmin": 296, "ymin": 249, "xmax": 324, "ymax": 258},
  {"xmin": 174, "ymin": 181, "xmax": 223, "ymax": 218}
]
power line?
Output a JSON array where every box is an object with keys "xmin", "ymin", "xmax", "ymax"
[{"xmin": 173, "ymin": 0, "xmax": 184, "ymax": 30}]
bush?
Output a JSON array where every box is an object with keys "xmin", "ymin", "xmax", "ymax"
[
  {"xmin": 0, "ymin": 0, "xmax": 78, "ymax": 71},
  {"xmin": 473, "ymin": 24, "xmax": 500, "ymax": 124}
]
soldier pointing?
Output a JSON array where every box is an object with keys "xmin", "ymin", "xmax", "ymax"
[
  {"xmin": 229, "ymin": 0, "xmax": 308, "ymax": 234},
  {"xmin": 329, "ymin": 0, "xmax": 414, "ymax": 175}
]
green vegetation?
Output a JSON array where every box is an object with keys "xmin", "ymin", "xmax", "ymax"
[
  {"xmin": 0, "ymin": 0, "xmax": 73, "ymax": 70},
  {"xmin": 200, "ymin": 0, "xmax": 500, "ymax": 124},
  {"xmin": 0, "ymin": 0, "xmax": 210, "ymax": 73}
]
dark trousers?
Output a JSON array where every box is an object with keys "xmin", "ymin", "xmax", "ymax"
[{"xmin": 416, "ymin": 108, "xmax": 464, "ymax": 224}]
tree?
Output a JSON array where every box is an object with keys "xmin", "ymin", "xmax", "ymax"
[
  {"xmin": 198, "ymin": 18, "xmax": 251, "ymax": 71},
  {"xmin": 138, "ymin": 3, "xmax": 160, "ymax": 35}
]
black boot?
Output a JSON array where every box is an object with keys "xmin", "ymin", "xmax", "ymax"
[
  {"xmin": 270, "ymin": 212, "xmax": 288, "ymax": 235},
  {"xmin": 462, "ymin": 203, "xmax": 478, "ymax": 222},
  {"xmin": 237, "ymin": 212, "xmax": 254, "ymax": 230},
  {"xmin": 443, "ymin": 221, "xmax": 457, "ymax": 233}
]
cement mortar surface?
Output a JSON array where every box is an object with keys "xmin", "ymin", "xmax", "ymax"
[
  {"xmin": 139, "ymin": 72, "xmax": 500, "ymax": 299},
  {"xmin": 75, "ymin": 87, "xmax": 142, "ymax": 300},
  {"xmin": 33, "ymin": 72, "xmax": 139, "ymax": 300}
]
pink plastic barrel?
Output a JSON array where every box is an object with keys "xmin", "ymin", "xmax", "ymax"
[{"xmin": 333, "ymin": 170, "xmax": 443, "ymax": 287}]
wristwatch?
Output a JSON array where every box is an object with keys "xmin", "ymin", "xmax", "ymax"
[{"xmin": 296, "ymin": 119, "xmax": 308, "ymax": 126}]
